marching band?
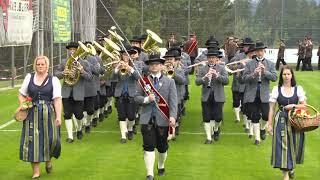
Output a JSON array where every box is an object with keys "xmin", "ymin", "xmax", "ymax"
[{"xmin": 17, "ymin": 25, "xmax": 318, "ymax": 180}]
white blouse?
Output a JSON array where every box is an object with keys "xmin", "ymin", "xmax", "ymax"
[
  {"xmin": 269, "ymin": 85, "xmax": 306, "ymax": 103},
  {"xmin": 19, "ymin": 73, "xmax": 62, "ymax": 99}
]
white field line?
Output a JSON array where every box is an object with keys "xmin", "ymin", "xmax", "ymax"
[
  {"xmin": 0, "ymin": 129, "xmax": 248, "ymax": 135},
  {"xmin": 0, "ymin": 120, "xmax": 15, "ymax": 129},
  {"xmin": 0, "ymin": 84, "xmax": 21, "ymax": 91}
]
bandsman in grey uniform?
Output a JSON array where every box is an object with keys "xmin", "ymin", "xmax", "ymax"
[
  {"xmin": 82, "ymin": 41, "xmax": 105, "ymax": 133},
  {"xmin": 228, "ymin": 37, "xmax": 254, "ymax": 128},
  {"xmin": 243, "ymin": 41, "xmax": 277, "ymax": 145},
  {"xmin": 54, "ymin": 42, "xmax": 92, "ymax": 143},
  {"xmin": 163, "ymin": 49, "xmax": 185, "ymax": 137},
  {"xmin": 134, "ymin": 54, "xmax": 178, "ymax": 180},
  {"xmin": 296, "ymin": 40, "xmax": 305, "ymax": 71},
  {"xmin": 194, "ymin": 36, "xmax": 220, "ymax": 65},
  {"xmin": 130, "ymin": 35, "xmax": 148, "ymax": 74},
  {"xmin": 275, "ymin": 39, "xmax": 287, "ymax": 70},
  {"xmin": 111, "ymin": 45, "xmax": 141, "ymax": 143},
  {"xmin": 130, "ymin": 46, "xmax": 145, "ymax": 133},
  {"xmin": 195, "ymin": 49, "xmax": 229, "ymax": 144}
]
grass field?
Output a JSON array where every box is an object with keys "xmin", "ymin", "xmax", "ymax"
[{"xmin": 0, "ymin": 71, "xmax": 319, "ymax": 180}]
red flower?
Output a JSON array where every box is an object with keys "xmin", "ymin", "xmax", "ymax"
[{"xmin": 26, "ymin": 96, "xmax": 32, "ymax": 102}]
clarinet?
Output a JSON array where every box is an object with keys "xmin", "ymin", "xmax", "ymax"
[{"xmin": 207, "ymin": 63, "xmax": 215, "ymax": 88}]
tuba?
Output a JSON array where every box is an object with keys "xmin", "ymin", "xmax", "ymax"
[
  {"xmin": 64, "ymin": 41, "xmax": 89, "ymax": 86},
  {"xmin": 142, "ymin": 29, "xmax": 163, "ymax": 55}
]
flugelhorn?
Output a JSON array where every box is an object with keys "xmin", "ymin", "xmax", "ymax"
[
  {"xmin": 225, "ymin": 58, "xmax": 251, "ymax": 74},
  {"xmin": 142, "ymin": 29, "xmax": 163, "ymax": 54}
]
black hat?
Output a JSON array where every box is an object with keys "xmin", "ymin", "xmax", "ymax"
[
  {"xmin": 172, "ymin": 49, "xmax": 181, "ymax": 59},
  {"xmin": 245, "ymin": 44, "xmax": 256, "ymax": 54},
  {"xmin": 139, "ymin": 34, "xmax": 148, "ymax": 40},
  {"xmin": 163, "ymin": 50, "xmax": 176, "ymax": 58},
  {"xmin": 66, "ymin": 42, "xmax": 79, "ymax": 49},
  {"xmin": 241, "ymin": 37, "xmax": 254, "ymax": 46},
  {"xmin": 130, "ymin": 35, "xmax": 141, "ymax": 43},
  {"xmin": 205, "ymin": 36, "xmax": 219, "ymax": 46},
  {"xmin": 207, "ymin": 43, "xmax": 220, "ymax": 50},
  {"xmin": 145, "ymin": 54, "xmax": 165, "ymax": 65},
  {"xmin": 131, "ymin": 46, "xmax": 141, "ymax": 54},
  {"xmin": 254, "ymin": 41, "xmax": 267, "ymax": 50},
  {"xmin": 120, "ymin": 44, "xmax": 135, "ymax": 54},
  {"xmin": 206, "ymin": 49, "xmax": 221, "ymax": 57},
  {"xmin": 83, "ymin": 41, "xmax": 92, "ymax": 45}
]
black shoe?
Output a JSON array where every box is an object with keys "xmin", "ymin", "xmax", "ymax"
[
  {"xmin": 235, "ymin": 120, "xmax": 240, "ymax": 123},
  {"xmin": 213, "ymin": 128, "xmax": 221, "ymax": 141},
  {"xmin": 127, "ymin": 131, "xmax": 134, "ymax": 140},
  {"xmin": 76, "ymin": 131, "xmax": 83, "ymax": 140},
  {"xmin": 260, "ymin": 129, "xmax": 266, "ymax": 140},
  {"xmin": 248, "ymin": 135, "xmax": 253, "ymax": 139},
  {"xmin": 289, "ymin": 170, "xmax": 295, "ymax": 179},
  {"xmin": 175, "ymin": 126, "xmax": 180, "ymax": 136},
  {"xmin": 66, "ymin": 138, "xmax": 74, "ymax": 143},
  {"xmin": 103, "ymin": 110, "xmax": 108, "ymax": 116},
  {"xmin": 254, "ymin": 140, "xmax": 260, "ymax": 145},
  {"xmin": 99, "ymin": 114, "xmax": 105, "ymax": 122},
  {"xmin": 146, "ymin": 175, "xmax": 153, "ymax": 180},
  {"xmin": 120, "ymin": 138, "xmax": 127, "ymax": 144},
  {"xmin": 92, "ymin": 118, "xmax": 98, "ymax": 127},
  {"xmin": 107, "ymin": 106, "xmax": 112, "ymax": 114},
  {"xmin": 45, "ymin": 165, "xmax": 53, "ymax": 174},
  {"xmin": 244, "ymin": 128, "xmax": 249, "ymax": 133},
  {"xmin": 158, "ymin": 168, "xmax": 165, "ymax": 176},
  {"xmin": 133, "ymin": 124, "xmax": 137, "ymax": 134},
  {"xmin": 85, "ymin": 126, "xmax": 91, "ymax": 133},
  {"xmin": 204, "ymin": 139, "xmax": 212, "ymax": 144}
]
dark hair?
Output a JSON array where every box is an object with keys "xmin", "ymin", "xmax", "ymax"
[{"xmin": 278, "ymin": 65, "xmax": 296, "ymax": 87}]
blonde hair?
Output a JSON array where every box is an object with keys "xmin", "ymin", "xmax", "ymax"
[{"xmin": 33, "ymin": 55, "xmax": 50, "ymax": 73}]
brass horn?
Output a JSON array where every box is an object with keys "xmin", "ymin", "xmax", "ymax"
[
  {"xmin": 64, "ymin": 41, "xmax": 89, "ymax": 86},
  {"xmin": 142, "ymin": 29, "xmax": 163, "ymax": 54},
  {"xmin": 108, "ymin": 26, "xmax": 124, "ymax": 46}
]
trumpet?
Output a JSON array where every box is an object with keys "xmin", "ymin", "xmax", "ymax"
[
  {"xmin": 118, "ymin": 61, "xmax": 130, "ymax": 76},
  {"xmin": 163, "ymin": 62, "xmax": 175, "ymax": 78},
  {"xmin": 225, "ymin": 58, "xmax": 251, "ymax": 74}
]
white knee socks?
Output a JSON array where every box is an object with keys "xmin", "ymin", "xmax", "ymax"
[
  {"xmin": 253, "ymin": 123, "xmax": 260, "ymax": 141},
  {"xmin": 127, "ymin": 120, "xmax": 135, "ymax": 132},
  {"xmin": 158, "ymin": 151, "xmax": 167, "ymax": 169},
  {"xmin": 234, "ymin": 107, "xmax": 241, "ymax": 122},
  {"xmin": 204, "ymin": 123, "xmax": 212, "ymax": 140},
  {"xmin": 65, "ymin": 119, "xmax": 73, "ymax": 139},
  {"xmin": 144, "ymin": 151, "xmax": 155, "ymax": 176},
  {"xmin": 119, "ymin": 121, "xmax": 128, "ymax": 139},
  {"xmin": 214, "ymin": 121, "xmax": 221, "ymax": 132}
]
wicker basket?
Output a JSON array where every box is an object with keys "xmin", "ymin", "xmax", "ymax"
[{"xmin": 289, "ymin": 104, "xmax": 320, "ymax": 132}]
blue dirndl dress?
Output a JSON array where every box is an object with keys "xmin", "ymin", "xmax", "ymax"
[
  {"xmin": 271, "ymin": 86, "xmax": 305, "ymax": 170},
  {"xmin": 20, "ymin": 73, "xmax": 61, "ymax": 162}
]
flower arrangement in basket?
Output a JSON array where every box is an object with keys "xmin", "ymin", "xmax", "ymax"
[
  {"xmin": 289, "ymin": 104, "xmax": 320, "ymax": 132},
  {"xmin": 14, "ymin": 96, "xmax": 33, "ymax": 122}
]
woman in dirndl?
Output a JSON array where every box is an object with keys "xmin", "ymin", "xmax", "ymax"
[
  {"xmin": 268, "ymin": 65, "xmax": 306, "ymax": 180},
  {"xmin": 18, "ymin": 56, "xmax": 62, "ymax": 179}
]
